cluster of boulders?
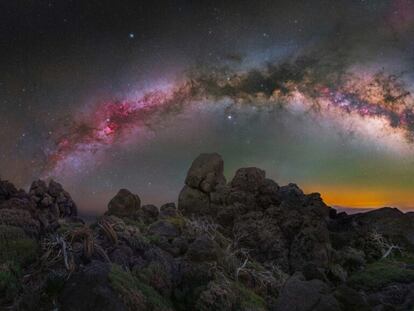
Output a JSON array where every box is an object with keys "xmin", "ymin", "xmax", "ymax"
[
  {"xmin": 179, "ymin": 154, "xmax": 334, "ymax": 273},
  {"xmin": 0, "ymin": 179, "xmax": 77, "ymax": 237},
  {"xmin": 2, "ymin": 153, "xmax": 414, "ymax": 310}
]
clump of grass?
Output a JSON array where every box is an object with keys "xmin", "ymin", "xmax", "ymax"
[
  {"xmin": 137, "ymin": 262, "xmax": 172, "ymax": 296},
  {"xmin": 234, "ymin": 282, "xmax": 267, "ymax": 310},
  {"xmin": 0, "ymin": 225, "xmax": 38, "ymax": 266},
  {"xmin": 109, "ymin": 264, "xmax": 173, "ymax": 311},
  {"xmin": 348, "ymin": 256, "xmax": 414, "ymax": 290},
  {"xmin": 196, "ymin": 278, "xmax": 267, "ymax": 311},
  {"xmin": 146, "ymin": 234, "xmax": 163, "ymax": 245},
  {"xmin": 56, "ymin": 222, "xmax": 84, "ymax": 235}
]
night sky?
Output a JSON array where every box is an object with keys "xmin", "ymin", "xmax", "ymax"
[{"xmin": 1, "ymin": 0, "xmax": 414, "ymax": 214}]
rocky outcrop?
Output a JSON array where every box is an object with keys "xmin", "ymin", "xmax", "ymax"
[
  {"xmin": 178, "ymin": 153, "xmax": 226, "ymax": 217},
  {"xmin": 0, "ymin": 179, "xmax": 77, "ymax": 236},
  {"xmin": 30, "ymin": 179, "xmax": 77, "ymax": 218},
  {"xmin": 2, "ymin": 154, "xmax": 414, "ymax": 311},
  {"xmin": 274, "ymin": 273, "xmax": 341, "ymax": 311},
  {"xmin": 179, "ymin": 154, "xmax": 334, "ymax": 273},
  {"xmin": 106, "ymin": 188, "xmax": 141, "ymax": 217},
  {"xmin": 185, "ymin": 153, "xmax": 226, "ymax": 193}
]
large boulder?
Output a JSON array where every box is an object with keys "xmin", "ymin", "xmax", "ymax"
[
  {"xmin": 29, "ymin": 180, "xmax": 48, "ymax": 197},
  {"xmin": 160, "ymin": 202, "xmax": 178, "ymax": 218},
  {"xmin": 148, "ymin": 220, "xmax": 180, "ymax": 238},
  {"xmin": 230, "ymin": 167, "xmax": 266, "ymax": 192},
  {"xmin": 186, "ymin": 234, "xmax": 221, "ymax": 262},
  {"xmin": 274, "ymin": 273, "xmax": 340, "ymax": 311},
  {"xmin": 138, "ymin": 204, "xmax": 159, "ymax": 223},
  {"xmin": 29, "ymin": 179, "xmax": 77, "ymax": 218},
  {"xmin": 106, "ymin": 189, "xmax": 141, "ymax": 217},
  {"xmin": 178, "ymin": 186, "xmax": 210, "ymax": 217},
  {"xmin": 289, "ymin": 216, "xmax": 331, "ymax": 272},
  {"xmin": 0, "ymin": 179, "xmax": 18, "ymax": 202},
  {"xmin": 48, "ymin": 179, "xmax": 64, "ymax": 197},
  {"xmin": 184, "ymin": 153, "xmax": 226, "ymax": 193}
]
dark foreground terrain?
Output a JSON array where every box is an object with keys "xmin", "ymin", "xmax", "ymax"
[{"xmin": 1, "ymin": 153, "xmax": 414, "ymax": 310}]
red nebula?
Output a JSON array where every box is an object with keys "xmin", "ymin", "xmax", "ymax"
[{"xmin": 43, "ymin": 83, "xmax": 193, "ymax": 176}]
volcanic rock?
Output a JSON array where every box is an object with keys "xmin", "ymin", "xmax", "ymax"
[
  {"xmin": 106, "ymin": 188, "xmax": 141, "ymax": 217},
  {"xmin": 178, "ymin": 185, "xmax": 210, "ymax": 217},
  {"xmin": 2, "ymin": 153, "xmax": 414, "ymax": 311},
  {"xmin": 230, "ymin": 167, "xmax": 266, "ymax": 192},
  {"xmin": 184, "ymin": 153, "xmax": 226, "ymax": 193},
  {"xmin": 148, "ymin": 219, "xmax": 181, "ymax": 238},
  {"xmin": 274, "ymin": 273, "xmax": 340, "ymax": 311}
]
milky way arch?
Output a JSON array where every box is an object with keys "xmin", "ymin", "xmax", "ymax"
[{"xmin": 42, "ymin": 55, "xmax": 414, "ymax": 177}]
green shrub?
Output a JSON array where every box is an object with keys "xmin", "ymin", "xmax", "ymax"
[
  {"xmin": 348, "ymin": 256, "xmax": 414, "ymax": 290},
  {"xmin": 234, "ymin": 282, "xmax": 267, "ymax": 310},
  {"xmin": 146, "ymin": 234, "xmax": 162, "ymax": 244},
  {"xmin": 165, "ymin": 216, "xmax": 186, "ymax": 229},
  {"xmin": 0, "ymin": 225, "xmax": 38, "ymax": 266},
  {"xmin": 109, "ymin": 264, "xmax": 173, "ymax": 311}
]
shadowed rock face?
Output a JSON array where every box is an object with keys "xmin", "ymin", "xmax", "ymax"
[
  {"xmin": 184, "ymin": 153, "xmax": 226, "ymax": 193},
  {"xmin": 0, "ymin": 178, "xmax": 77, "ymax": 236},
  {"xmin": 106, "ymin": 188, "xmax": 141, "ymax": 217},
  {"xmin": 2, "ymin": 154, "xmax": 414, "ymax": 310},
  {"xmin": 178, "ymin": 154, "xmax": 334, "ymax": 272}
]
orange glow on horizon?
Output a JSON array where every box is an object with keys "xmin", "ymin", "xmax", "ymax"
[{"xmin": 305, "ymin": 184, "xmax": 414, "ymax": 210}]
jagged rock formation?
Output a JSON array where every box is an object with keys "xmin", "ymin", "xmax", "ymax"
[
  {"xmin": 0, "ymin": 179, "xmax": 77, "ymax": 237},
  {"xmin": 179, "ymin": 154, "xmax": 333, "ymax": 273},
  {"xmin": 1, "ymin": 154, "xmax": 414, "ymax": 310}
]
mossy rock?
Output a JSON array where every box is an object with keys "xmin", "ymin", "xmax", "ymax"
[
  {"xmin": 122, "ymin": 217, "xmax": 147, "ymax": 232},
  {"xmin": 165, "ymin": 216, "xmax": 186, "ymax": 229},
  {"xmin": 348, "ymin": 255, "xmax": 414, "ymax": 290},
  {"xmin": 147, "ymin": 219, "xmax": 181, "ymax": 239},
  {"xmin": 107, "ymin": 189, "xmax": 141, "ymax": 217},
  {"xmin": 109, "ymin": 264, "xmax": 173, "ymax": 311},
  {"xmin": 0, "ymin": 225, "xmax": 38, "ymax": 266}
]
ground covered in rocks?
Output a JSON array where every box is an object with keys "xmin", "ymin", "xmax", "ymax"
[{"xmin": 1, "ymin": 153, "xmax": 414, "ymax": 310}]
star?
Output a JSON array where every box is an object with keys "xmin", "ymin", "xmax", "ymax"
[{"xmin": 128, "ymin": 33, "xmax": 135, "ymax": 39}]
